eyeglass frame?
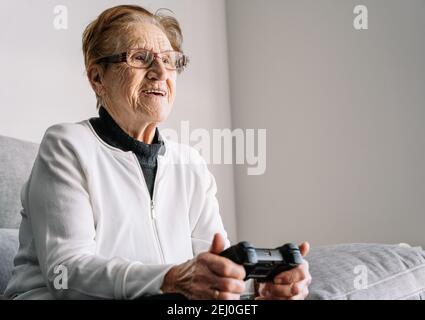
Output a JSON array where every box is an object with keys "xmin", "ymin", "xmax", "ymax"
[{"xmin": 94, "ymin": 48, "xmax": 189, "ymax": 72}]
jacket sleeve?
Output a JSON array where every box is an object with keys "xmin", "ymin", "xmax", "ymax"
[
  {"xmin": 187, "ymin": 149, "xmax": 256, "ymax": 297},
  {"xmin": 187, "ymin": 150, "xmax": 231, "ymax": 255},
  {"xmin": 27, "ymin": 125, "xmax": 173, "ymax": 299}
]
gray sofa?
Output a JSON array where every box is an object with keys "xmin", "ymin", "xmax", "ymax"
[
  {"xmin": 1, "ymin": 134, "xmax": 425, "ymax": 300},
  {"xmin": 0, "ymin": 135, "xmax": 39, "ymax": 297}
]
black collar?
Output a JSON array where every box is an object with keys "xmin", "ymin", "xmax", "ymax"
[{"xmin": 89, "ymin": 106, "xmax": 165, "ymax": 166}]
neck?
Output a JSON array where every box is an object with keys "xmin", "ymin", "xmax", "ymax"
[{"xmin": 104, "ymin": 106, "xmax": 157, "ymax": 144}]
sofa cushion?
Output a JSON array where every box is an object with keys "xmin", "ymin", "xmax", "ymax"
[
  {"xmin": 0, "ymin": 135, "xmax": 39, "ymax": 229},
  {"xmin": 0, "ymin": 228, "xmax": 19, "ymax": 294},
  {"xmin": 307, "ymin": 243, "xmax": 425, "ymax": 300}
]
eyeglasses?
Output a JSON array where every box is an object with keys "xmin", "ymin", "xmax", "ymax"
[{"xmin": 95, "ymin": 48, "xmax": 189, "ymax": 72}]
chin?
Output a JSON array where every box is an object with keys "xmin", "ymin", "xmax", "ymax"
[
  {"xmin": 156, "ymin": 104, "xmax": 173, "ymax": 121},
  {"xmin": 148, "ymin": 107, "xmax": 171, "ymax": 123},
  {"xmin": 138, "ymin": 103, "xmax": 171, "ymax": 122},
  {"xmin": 154, "ymin": 112, "xmax": 170, "ymax": 124}
]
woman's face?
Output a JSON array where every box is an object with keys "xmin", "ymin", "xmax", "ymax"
[{"xmin": 101, "ymin": 22, "xmax": 177, "ymax": 124}]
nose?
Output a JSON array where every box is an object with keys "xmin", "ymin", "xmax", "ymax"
[{"xmin": 146, "ymin": 57, "xmax": 168, "ymax": 81}]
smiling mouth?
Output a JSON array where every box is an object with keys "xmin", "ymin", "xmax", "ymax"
[{"xmin": 141, "ymin": 89, "xmax": 167, "ymax": 97}]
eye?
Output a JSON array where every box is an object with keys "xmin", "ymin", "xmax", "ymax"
[
  {"xmin": 133, "ymin": 52, "xmax": 148, "ymax": 61},
  {"xmin": 161, "ymin": 55, "xmax": 171, "ymax": 65}
]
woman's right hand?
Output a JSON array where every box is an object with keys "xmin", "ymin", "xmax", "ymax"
[{"xmin": 161, "ymin": 233, "xmax": 246, "ymax": 299}]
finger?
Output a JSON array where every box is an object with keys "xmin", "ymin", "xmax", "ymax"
[
  {"xmin": 260, "ymin": 278, "xmax": 310, "ymax": 300},
  {"xmin": 221, "ymin": 292, "xmax": 241, "ymax": 300},
  {"xmin": 213, "ymin": 289, "xmax": 241, "ymax": 300},
  {"xmin": 205, "ymin": 254, "xmax": 246, "ymax": 279},
  {"xmin": 289, "ymin": 278, "xmax": 310, "ymax": 296},
  {"xmin": 265, "ymin": 276, "xmax": 311, "ymax": 298},
  {"xmin": 261, "ymin": 282, "xmax": 293, "ymax": 298},
  {"xmin": 274, "ymin": 263, "xmax": 309, "ymax": 284},
  {"xmin": 288, "ymin": 286, "xmax": 310, "ymax": 300},
  {"xmin": 209, "ymin": 233, "xmax": 226, "ymax": 254},
  {"xmin": 214, "ymin": 276, "xmax": 246, "ymax": 294},
  {"xmin": 257, "ymin": 287, "xmax": 290, "ymax": 300},
  {"xmin": 306, "ymin": 269, "xmax": 312, "ymax": 285},
  {"xmin": 299, "ymin": 241, "xmax": 310, "ymax": 257},
  {"xmin": 303, "ymin": 258, "xmax": 310, "ymax": 272}
]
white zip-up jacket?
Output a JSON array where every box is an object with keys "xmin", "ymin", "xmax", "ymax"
[{"xmin": 5, "ymin": 120, "xmax": 230, "ymax": 299}]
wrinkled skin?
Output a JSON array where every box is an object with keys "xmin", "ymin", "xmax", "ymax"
[
  {"xmin": 161, "ymin": 234, "xmax": 312, "ymax": 300},
  {"xmin": 88, "ymin": 22, "xmax": 176, "ymax": 143},
  {"xmin": 87, "ymin": 21, "xmax": 312, "ymax": 300}
]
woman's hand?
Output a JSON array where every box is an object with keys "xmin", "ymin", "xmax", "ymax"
[
  {"xmin": 161, "ymin": 234, "xmax": 246, "ymax": 299},
  {"xmin": 255, "ymin": 242, "xmax": 312, "ymax": 300}
]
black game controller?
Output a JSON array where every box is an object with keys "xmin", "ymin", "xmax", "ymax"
[{"xmin": 219, "ymin": 241, "xmax": 303, "ymax": 282}]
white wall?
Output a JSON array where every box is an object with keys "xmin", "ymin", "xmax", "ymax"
[
  {"xmin": 3, "ymin": 0, "xmax": 425, "ymax": 248},
  {"xmin": 0, "ymin": 0, "xmax": 237, "ymax": 242},
  {"xmin": 226, "ymin": 0, "xmax": 425, "ymax": 247}
]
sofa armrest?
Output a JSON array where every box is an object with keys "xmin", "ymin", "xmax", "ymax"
[
  {"xmin": 0, "ymin": 228, "xmax": 19, "ymax": 295},
  {"xmin": 307, "ymin": 243, "xmax": 425, "ymax": 300}
]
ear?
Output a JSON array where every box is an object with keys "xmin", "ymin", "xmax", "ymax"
[{"xmin": 87, "ymin": 64, "xmax": 106, "ymax": 96}]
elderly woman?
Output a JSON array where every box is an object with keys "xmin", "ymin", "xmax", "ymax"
[{"xmin": 5, "ymin": 5, "xmax": 311, "ymax": 300}]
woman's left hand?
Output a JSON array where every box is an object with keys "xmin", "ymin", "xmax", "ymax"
[{"xmin": 255, "ymin": 242, "xmax": 312, "ymax": 300}]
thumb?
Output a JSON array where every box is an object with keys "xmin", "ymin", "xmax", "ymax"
[
  {"xmin": 299, "ymin": 241, "xmax": 310, "ymax": 257},
  {"xmin": 209, "ymin": 233, "xmax": 226, "ymax": 254}
]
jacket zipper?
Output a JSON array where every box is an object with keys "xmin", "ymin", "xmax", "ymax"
[{"xmin": 133, "ymin": 154, "xmax": 165, "ymax": 264}]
